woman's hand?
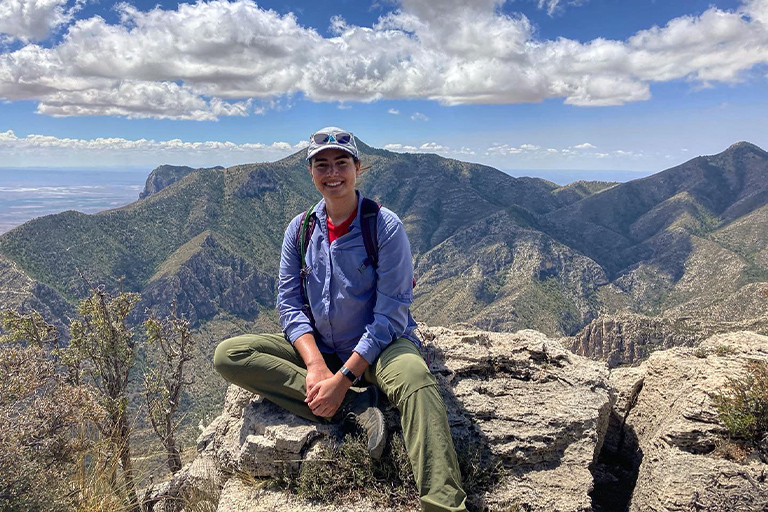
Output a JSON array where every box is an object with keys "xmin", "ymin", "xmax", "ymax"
[
  {"xmin": 305, "ymin": 362, "xmax": 334, "ymax": 396},
  {"xmin": 306, "ymin": 373, "xmax": 350, "ymax": 419}
]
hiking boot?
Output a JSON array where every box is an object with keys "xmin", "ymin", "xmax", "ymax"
[{"xmin": 336, "ymin": 386, "xmax": 387, "ymax": 460}]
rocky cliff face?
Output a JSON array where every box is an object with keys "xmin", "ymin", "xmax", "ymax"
[
  {"xmin": 566, "ymin": 311, "xmax": 768, "ymax": 367},
  {"xmin": 150, "ymin": 327, "xmax": 768, "ymax": 512},
  {"xmin": 608, "ymin": 331, "xmax": 768, "ymax": 512},
  {"xmin": 137, "ymin": 232, "xmax": 275, "ymax": 326},
  {"xmin": 139, "ymin": 164, "xmax": 224, "ymax": 199}
]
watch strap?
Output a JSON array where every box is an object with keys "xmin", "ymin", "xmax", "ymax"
[{"xmin": 340, "ymin": 366, "xmax": 360, "ymax": 385}]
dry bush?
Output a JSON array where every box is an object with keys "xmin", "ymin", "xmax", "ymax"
[{"xmin": 0, "ymin": 341, "xmax": 104, "ymax": 512}]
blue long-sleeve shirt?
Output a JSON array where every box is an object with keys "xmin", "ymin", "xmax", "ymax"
[{"xmin": 277, "ymin": 191, "xmax": 419, "ymax": 364}]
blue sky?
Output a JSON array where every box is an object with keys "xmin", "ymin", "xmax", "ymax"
[{"xmin": 1, "ymin": 0, "xmax": 767, "ymax": 179}]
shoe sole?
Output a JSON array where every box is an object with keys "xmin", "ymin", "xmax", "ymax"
[{"xmin": 368, "ymin": 406, "xmax": 387, "ymax": 460}]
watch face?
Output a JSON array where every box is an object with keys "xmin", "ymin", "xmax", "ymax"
[{"xmin": 342, "ymin": 366, "xmax": 357, "ymax": 383}]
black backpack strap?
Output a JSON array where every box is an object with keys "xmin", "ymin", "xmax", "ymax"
[
  {"xmin": 295, "ymin": 201, "xmax": 319, "ymax": 326},
  {"xmin": 359, "ymin": 197, "xmax": 381, "ymax": 272}
]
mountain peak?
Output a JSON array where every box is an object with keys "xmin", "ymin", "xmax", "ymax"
[{"xmin": 724, "ymin": 141, "xmax": 766, "ymax": 154}]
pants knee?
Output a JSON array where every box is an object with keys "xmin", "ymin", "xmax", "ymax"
[
  {"xmin": 213, "ymin": 335, "xmax": 259, "ymax": 379},
  {"xmin": 213, "ymin": 337, "xmax": 236, "ymax": 378}
]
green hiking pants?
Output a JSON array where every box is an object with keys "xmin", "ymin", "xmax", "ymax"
[{"xmin": 214, "ymin": 334, "xmax": 468, "ymax": 512}]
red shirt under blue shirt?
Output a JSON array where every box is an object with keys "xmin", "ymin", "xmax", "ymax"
[{"xmin": 326, "ymin": 207, "xmax": 357, "ymax": 244}]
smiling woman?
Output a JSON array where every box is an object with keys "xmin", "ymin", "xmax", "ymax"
[{"xmin": 214, "ymin": 126, "xmax": 469, "ymax": 512}]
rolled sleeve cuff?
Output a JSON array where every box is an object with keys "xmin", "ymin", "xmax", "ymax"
[
  {"xmin": 353, "ymin": 335, "xmax": 384, "ymax": 365},
  {"xmin": 284, "ymin": 323, "xmax": 314, "ymax": 344}
]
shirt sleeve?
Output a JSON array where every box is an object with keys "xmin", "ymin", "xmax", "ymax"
[
  {"xmin": 277, "ymin": 215, "xmax": 315, "ymax": 343},
  {"xmin": 353, "ymin": 214, "xmax": 414, "ymax": 364}
]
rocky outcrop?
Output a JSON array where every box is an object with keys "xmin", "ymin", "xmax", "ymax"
[
  {"xmin": 234, "ymin": 168, "xmax": 278, "ymax": 199},
  {"xmin": 139, "ymin": 164, "xmax": 224, "ymax": 199},
  {"xmin": 0, "ymin": 255, "xmax": 74, "ymax": 336},
  {"xmin": 155, "ymin": 326, "xmax": 613, "ymax": 512},
  {"xmin": 565, "ymin": 313, "xmax": 702, "ymax": 367},
  {"xmin": 566, "ymin": 312, "xmax": 768, "ymax": 367},
  {"xmin": 609, "ymin": 331, "xmax": 768, "ymax": 512},
  {"xmin": 147, "ymin": 328, "xmax": 768, "ymax": 512},
  {"xmin": 421, "ymin": 327, "xmax": 613, "ymax": 512}
]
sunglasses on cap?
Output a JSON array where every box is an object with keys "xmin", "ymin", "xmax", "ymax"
[{"xmin": 311, "ymin": 131, "xmax": 354, "ymax": 145}]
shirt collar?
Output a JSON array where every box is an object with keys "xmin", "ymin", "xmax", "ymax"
[{"xmin": 312, "ymin": 190, "xmax": 363, "ymax": 231}]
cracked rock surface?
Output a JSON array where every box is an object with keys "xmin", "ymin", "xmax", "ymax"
[
  {"xmin": 610, "ymin": 331, "xmax": 768, "ymax": 512},
  {"xmin": 155, "ymin": 326, "xmax": 613, "ymax": 512}
]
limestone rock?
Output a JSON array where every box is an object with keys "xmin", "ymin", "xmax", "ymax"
[
  {"xmin": 421, "ymin": 327, "xmax": 613, "ymax": 512},
  {"xmin": 610, "ymin": 331, "xmax": 768, "ymax": 512},
  {"xmin": 566, "ymin": 312, "xmax": 768, "ymax": 368},
  {"xmin": 158, "ymin": 327, "xmax": 613, "ymax": 512},
  {"xmin": 566, "ymin": 313, "xmax": 703, "ymax": 368}
]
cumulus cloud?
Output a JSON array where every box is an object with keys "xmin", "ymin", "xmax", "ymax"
[
  {"xmin": 1, "ymin": 0, "xmax": 767, "ymax": 118},
  {"xmin": 0, "ymin": 129, "xmax": 307, "ymax": 166},
  {"xmin": 388, "ymin": 108, "xmax": 400, "ymax": 114},
  {"xmin": 0, "ymin": 0, "xmax": 83, "ymax": 42},
  {"xmin": 411, "ymin": 112, "xmax": 429, "ymax": 121},
  {"xmin": 573, "ymin": 142, "xmax": 596, "ymax": 149}
]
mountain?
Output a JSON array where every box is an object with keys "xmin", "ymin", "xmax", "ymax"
[
  {"xmin": 536, "ymin": 142, "xmax": 768, "ymax": 325},
  {"xmin": 1, "ymin": 141, "xmax": 767, "ymax": 337},
  {"xmin": 1, "ymin": 141, "xmax": 768, "ymax": 432}
]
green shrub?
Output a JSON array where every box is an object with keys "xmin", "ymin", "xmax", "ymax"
[{"xmin": 714, "ymin": 361, "xmax": 768, "ymax": 444}]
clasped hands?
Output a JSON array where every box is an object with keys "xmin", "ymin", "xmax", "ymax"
[{"xmin": 305, "ymin": 361, "xmax": 350, "ymax": 418}]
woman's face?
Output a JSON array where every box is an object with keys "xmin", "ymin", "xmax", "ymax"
[{"xmin": 308, "ymin": 148, "xmax": 361, "ymax": 201}]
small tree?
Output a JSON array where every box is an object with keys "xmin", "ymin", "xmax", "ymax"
[
  {"xmin": 143, "ymin": 303, "xmax": 195, "ymax": 473},
  {"xmin": 68, "ymin": 278, "xmax": 141, "ymax": 512}
]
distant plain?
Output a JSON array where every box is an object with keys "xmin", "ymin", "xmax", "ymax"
[{"xmin": 0, "ymin": 168, "xmax": 148, "ymax": 234}]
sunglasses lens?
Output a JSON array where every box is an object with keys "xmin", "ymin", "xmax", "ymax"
[
  {"xmin": 312, "ymin": 133, "xmax": 330, "ymax": 144},
  {"xmin": 335, "ymin": 133, "xmax": 352, "ymax": 144}
]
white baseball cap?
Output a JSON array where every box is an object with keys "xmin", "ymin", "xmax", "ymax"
[{"xmin": 306, "ymin": 126, "xmax": 359, "ymax": 161}]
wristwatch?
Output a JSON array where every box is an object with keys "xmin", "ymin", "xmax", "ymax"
[{"xmin": 340, "ymin": 366, "xmax": 360, "ymax": 385}]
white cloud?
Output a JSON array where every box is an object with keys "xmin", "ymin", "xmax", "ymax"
[
  {"xmin": 1, "ymin": 0, "xmax": 768, "ymax": 118},
  {"xmin": 573, "ymin": 142, "xmax": 596, "ymax": 149},
  {"xmin": 388, "ymin": 108, "xmax": 400, "ymax": 114},
  {"xmin": 411, "ymin": 112, "xmax": 429, "ymax": 121},
  {"xmin": 0, "ymin": 0, "xmax": 82, "ymax": 42},
  {"xmin": 0, "ymin": 129, "xmax": 308, "ymax": 166},
  {"xmin": 384, "ymin": 140, "xmax": 462, "ymax": 154},
  {"xmin": 487, "ymin": 144, "xmax": 523, "ymax": 155},
  {"xmin": 538, "ymin": 0, "xmax": 589, "ymax": 16},
  {"xmin": 520, "ymin": 143, "xmax": 540, "ymax": 150},
  {"xmin": 384, "ymin": 143, "xmax": 418, "ymax": 152}
]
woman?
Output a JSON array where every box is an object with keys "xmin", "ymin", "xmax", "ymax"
[{"xmin": 214, "ymin": 127, "xmax": 467, "ymax": 512}]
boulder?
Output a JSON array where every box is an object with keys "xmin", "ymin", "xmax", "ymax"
[
  {"xmin": 610, "ymin": 331, "xmax": 768, "ymax": 512},
  {"xmin": 156, "ymin": 326, "xmax": 613, "ymax": 512}
]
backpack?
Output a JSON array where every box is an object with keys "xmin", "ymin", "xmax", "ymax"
[{"xmin": 295, "ymin": 197, "xmax": 381, "ymax": 324}]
